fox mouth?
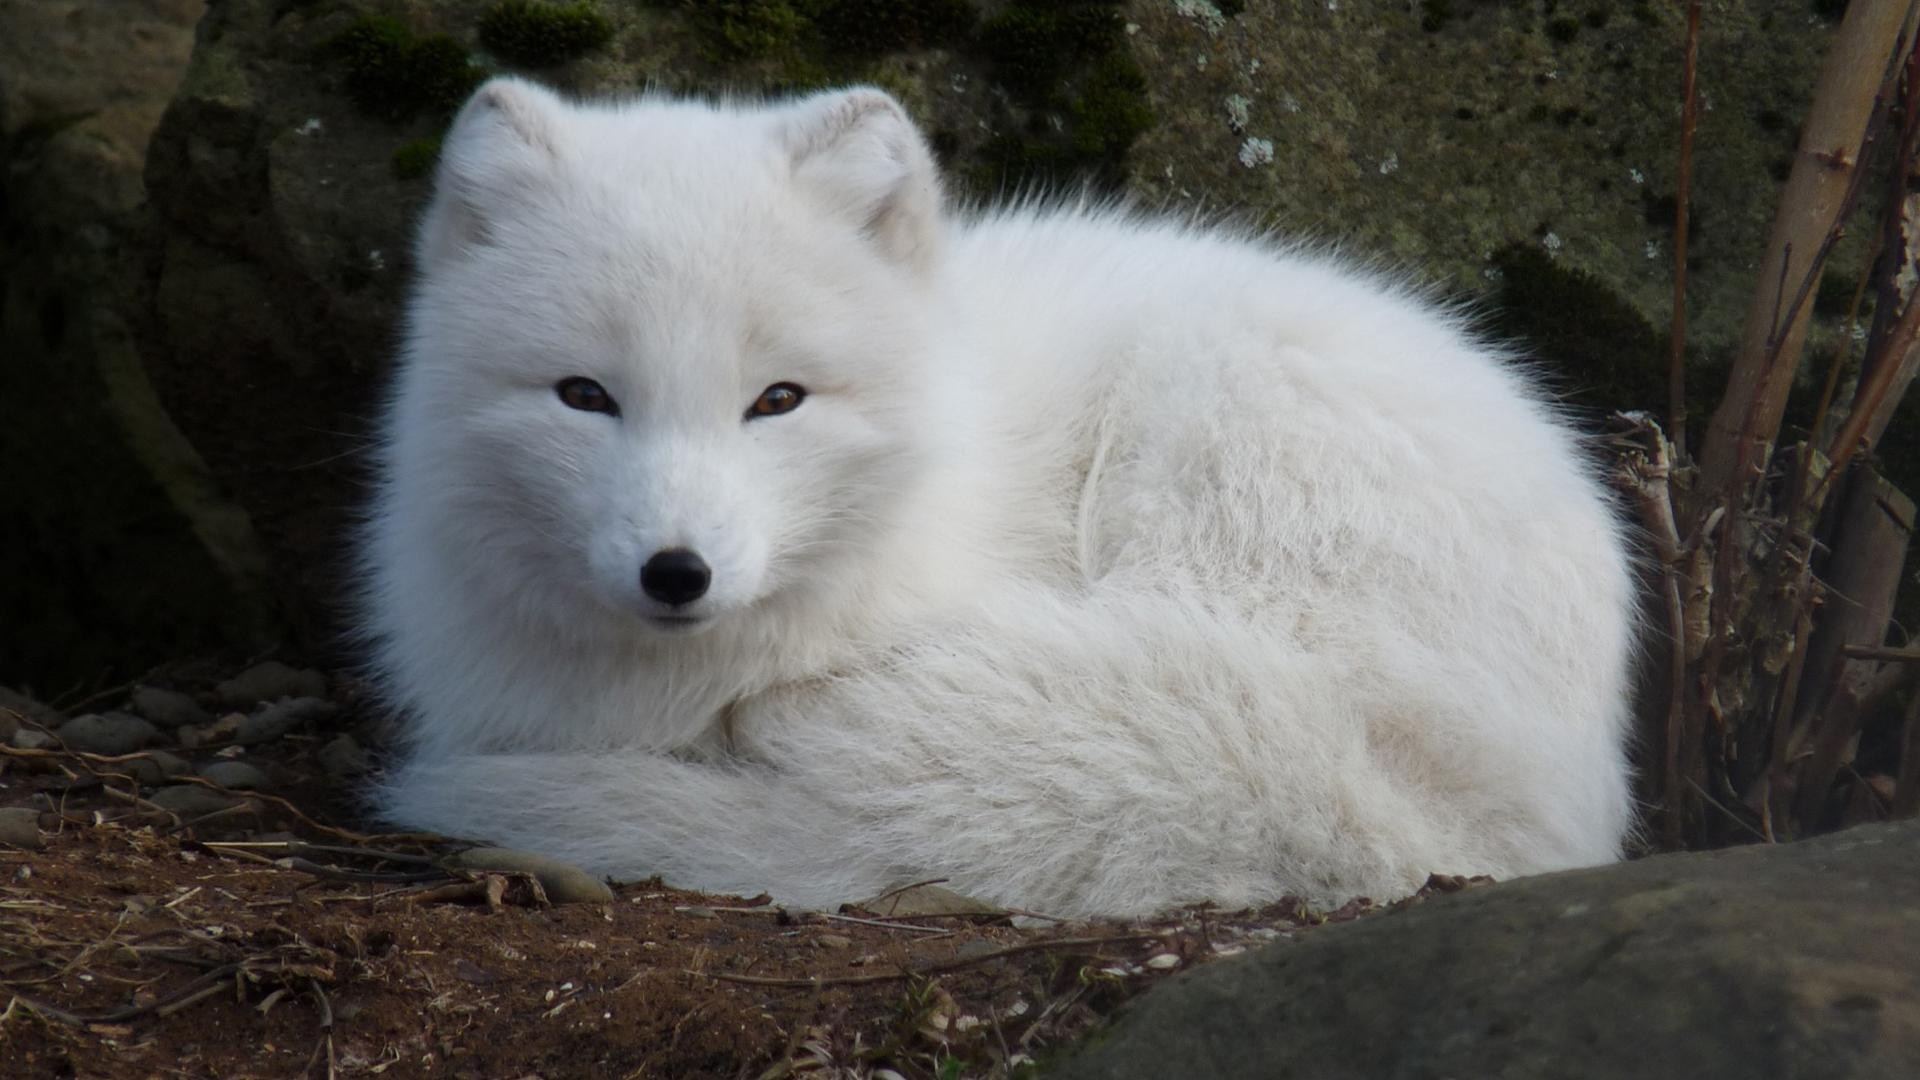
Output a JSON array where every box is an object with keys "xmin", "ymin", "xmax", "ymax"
[{"xmin": 646, "ymin": 612, "xmax": 712, "ymax": 633}]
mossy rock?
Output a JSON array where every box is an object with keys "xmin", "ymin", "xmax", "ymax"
[
  {"xmin": 478, "ymin": 1, "xmax": 614, "ymax": 69},
  {"xmin": 390, "ymin": 135, "xmax": 442, "ymax": 180},
  {"xmin": 328, "ymin": 15, "xmax": 485, "ymax": 121}
]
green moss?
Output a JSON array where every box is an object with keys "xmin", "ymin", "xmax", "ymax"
[
  {"xmin": 650, "ymin": 0, "xmax": 810, "ymax": 61},
  {"xmin": 978, "ymin": 1, "xmax": 1123, "ymax": 101},
  {"xmin": 478, "ymin": 1, "xmax": 613, "ymax": 67},
  {"xmin": 390, "ymin": 135, "xmax": 443, "ymax": 180},
  {"xmin": 966, "ymin": 1, "xmax": 1148, "ymax": 191},
  {"xmin": 645, "ymin": 0, "xmax": 1146, "ymax": 193},
  {"xmin": 1067, "ymin": 53, "xmax": 1153, "ymax": 163},
  {"xmin": 1813, "ymin": 271, "xmax": 1875, "ymax": 320},
  {"xmin": 811, "ymin": 0, "xmax": 976, "ymax": 58},
  {"xmin": 328, "ymin": 16, "xmax": 484, "ymax": 121}
]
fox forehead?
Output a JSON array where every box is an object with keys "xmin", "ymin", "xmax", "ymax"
[
  {"xmin": 419, "ymin": 213, "xmax": 911, "ymax": 427},
  {"xmin": 410, "ymin": 82, "xmax": 940, "ymax": 412}
]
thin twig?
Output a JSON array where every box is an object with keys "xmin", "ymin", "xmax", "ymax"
[
  {"xmin": 1842, "ymin": 644, "xmax": 1920, "ymax": 662},
  {"xmin": 815, "ymin": 912, "xmax": 955, "ymax": 935},
  {"xmin": 1686, "ymin": 779, "xmax": 1770, "ymax": 843},
  {"xmin": 1668, "ymin": 0, "xmax": 1704, "ymax": 451},
  {"xmin": 859, "ymin": 878, "xmax": 953, "ymax": 910},
  {"xmin": 689, "ymin": 933, "xmax": 1164, "ymax": 989},
  {"xmin": 3, "ymin": 963, "xmax": 242, "ymax": 1027}
]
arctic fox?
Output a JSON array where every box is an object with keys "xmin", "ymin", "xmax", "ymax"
[{"xmin": 362, "ymin": 77, "xmax": 1638, "ymax": 917}]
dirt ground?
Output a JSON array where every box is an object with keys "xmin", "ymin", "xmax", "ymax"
[{"xmin": 0, "ymin": 666, "xmax": 1450, "ymax": 1079}]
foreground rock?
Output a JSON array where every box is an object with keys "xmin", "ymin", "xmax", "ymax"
[{"xmin": 1053, "ymin": 821, "xmax": 1920, "ymax": 1080}]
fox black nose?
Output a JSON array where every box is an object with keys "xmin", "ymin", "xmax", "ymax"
[{"xmin": 640, "ymin": 548, "xmax": 711, "ymax": 606}]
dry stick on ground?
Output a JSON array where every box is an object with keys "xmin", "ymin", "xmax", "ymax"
[
  {"xmin": 1667, "ymin": 0, "xmax": 1704, "ymax": 451},
  {"xmin": 692, "ymin": 934, "xmax": 1166, "ymax": 989},
  {"xmin": 204, "ymin": 839, "xmax": 444, "ymax": 867},
  {"xmin": 4, "ymin": 963, "xmax": 243, "ymax": 1029},
  {"xmin": 0, "ymin": 739, "xmax": 441, "ymax": 848}
]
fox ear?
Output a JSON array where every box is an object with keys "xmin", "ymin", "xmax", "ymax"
[
  {"xmin": 779, "ymin": 88, "xmax": 942, "ymax": 272},
  {"xmin": 417, "ymin": 77, "xmax": 566, "ymax": 269}
]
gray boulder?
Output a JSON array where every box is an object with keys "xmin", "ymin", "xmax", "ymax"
[
  {"xmin": 1053, "ymin": 821, "xmax": 1920, "ymax": 1080},
  {"xmin": 0, "ymin": 0, "xmax": 279, "ymax": 692}
]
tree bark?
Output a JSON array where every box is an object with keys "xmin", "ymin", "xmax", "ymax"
[{"xmin": 1697, "ymin": 1, "xmax": 1915, "ymax": 501}]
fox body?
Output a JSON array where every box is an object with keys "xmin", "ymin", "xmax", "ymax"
[{"xmin": 362, "ymin": 78, "xmax": 1638, "ymax": 917}]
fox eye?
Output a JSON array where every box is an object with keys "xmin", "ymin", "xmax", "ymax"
[
  {"xmin": 557, "ymin": 377, "xmax": 619, "ymax": 416},
  {"xmin": 747, "ymin": 382, "xmax": 807, "ymax": 419}
]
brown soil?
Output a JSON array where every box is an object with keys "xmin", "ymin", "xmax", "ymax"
[{"xmin": 0, "ymin": 671, "xmax": 1447, "ymax": 1079}]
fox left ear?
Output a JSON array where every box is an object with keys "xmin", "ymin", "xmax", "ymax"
[{"xmin": 779, "ymin": 88, "xmax": 942, "ymax": 273}]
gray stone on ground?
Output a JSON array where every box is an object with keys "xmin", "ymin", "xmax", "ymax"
[
  {"xmin": 215, "ymin": 661, "xmax": 326, "ymax": 707},
  {"xmin": 130, "ymin": 686, "xmax": 210, "ymax": 728},
  {"xmin": 0, "ymin": 807, "xmax": 44, "ymax": 850},
  {"xmin": 117, "ymin": 750, "xmax": 191, "ymax": 786},
  {"xmin": 236, "ymin": 696, "xmax": 337, "ymax": 744},
  {"xmin": 0, "ymin": 686, "xmax": 62, "ymax": 735},
  {"xmin": 197, "ymin": 760, "xmax": 271, "ymax": 790},
  {"xmin": 317, "ymin": 734, "xmax": 369, "ymax": 778},
  {"xmin": 11, "ymin": 729, "xmax": 56, "ymax": 751},
  {"xmin": 1053, "ymin": 821, "xmax": 1920, "ymax": 1080},
  {"xmin": 56, "ymin": 711, "xmax": 161, "ymax": 755},
  {"xmin": 446, "ymin": 847, "xmax": 616, "ymax": 905},
  {"xmin": 148, "ymin": 784, "xmax": 251, "ymax": 817}
]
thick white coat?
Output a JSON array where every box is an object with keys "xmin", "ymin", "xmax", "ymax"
[{"xmin": 362, "ymin": 78, "xmax": 1639, "ymax": 917}]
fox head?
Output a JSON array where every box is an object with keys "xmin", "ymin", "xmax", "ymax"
[{"xmin": 378, "ymin": 78, "xmax": 947, "ymax": 638}]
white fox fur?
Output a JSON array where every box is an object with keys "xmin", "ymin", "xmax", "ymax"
[{"xmin": 361, "ymin": 77, "xmax": 1639, "ymax": 918}]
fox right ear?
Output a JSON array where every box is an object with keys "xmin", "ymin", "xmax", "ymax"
[
  {"xmin": 416, "ymin": 78, "xmax": 566, "ymax": 269},
  {"xmin": 778, "ymin": 88, "xmax": 943, "ymax": 273}
]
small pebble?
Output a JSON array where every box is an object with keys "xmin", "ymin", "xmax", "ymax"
[
  {"xmin": 118, "ymin": 752, "xmax": 192, "ymax": 786},
  {"xmin": 318, "ymin": 734, "xmax": 369, "ymax": 777},
  {"xmin": 0, "ymin": 807, "xmax": 44, "ymax": 850},
  {"xmin": 1144, "ymin": 953, "xmax": 1182, "ymax": 970},
  {"xmin": 198, "ymin": 761, "xmax": 272, "ymax": 790},
  {"xmin": 215, "ymin": 661, "xmax": 327, "ymax": 707},
  {"xmin": 11, "ymin": 729, "xmax": 55, "ymax": 750},
  {"xmin": 237, "ymin": 697, "xmax": 337, "ymax": 744},
  {"xmin": 954, "ymin": 939, "xmax": 1003, "ymax": 961},
  {"xmin": 815, "ymin": 933, "xmax": 853, "ymax": 949},
  {"xmin": 178, "ymin": 713, "xmax": 244, "ymax": 748},
  {"xmin": 130, "ymin": 687, "xmax": 210, "ymax": 729},
  {"xmin": 447, "ymin": 847, "xmax": 615, "ymax": 904},
  {"xmin": 0, "ymin": 686, "xmax": 64, "ymax": 730},
  {"xmin": 57, "ymin": 712, "xmax": 161, "ymax": 755},
  {"xmin": 148, "ymin": 785, "xmax": 248, "ymax": 817}
]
